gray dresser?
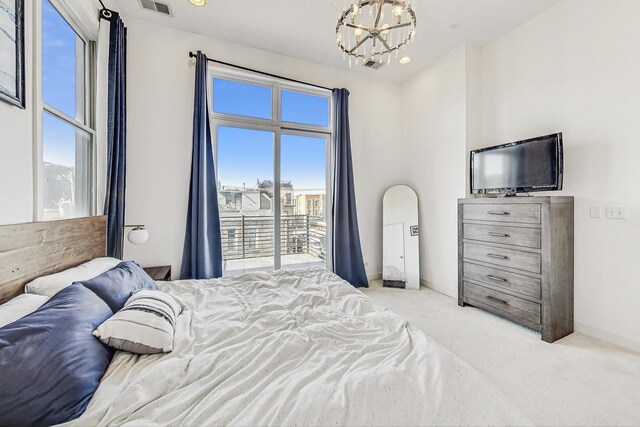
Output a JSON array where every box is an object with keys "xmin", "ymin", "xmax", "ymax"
[{"xmin": 458, "ymin": 197, "xmax": 574, "ymax": 343}]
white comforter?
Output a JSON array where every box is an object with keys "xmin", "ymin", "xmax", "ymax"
[{"xmin": 68, "ymin": 268, "xmax": 529, "ymax": 426}]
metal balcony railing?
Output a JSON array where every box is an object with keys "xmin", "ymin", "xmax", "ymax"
[{"xmin": 220, "ymin": 214, "xmax": 326, "ymax": 261}]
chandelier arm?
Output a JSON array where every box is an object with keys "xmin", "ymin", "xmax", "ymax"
[
  {"xmin": 345, "ymin": 23, "xmax": 371, "ymax": 32},
  {"xmin": 374, "ymin": 1, "xmax": 383, "ymax": 29},
  {"xmin": 384, "ymin": 22, "xmax": 412, "ymax": 31},
  {"xmin": 377, "ymin": 35, "xmax": 392, "ymax": 52},
  {"xmin": 349, "ymin": 34, "xmax": 371, "ymax": 54}
]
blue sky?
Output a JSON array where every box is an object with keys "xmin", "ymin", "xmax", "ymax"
[{"xmin": 42, "ymin": 0, "xmax": 80, "ymax": 167}]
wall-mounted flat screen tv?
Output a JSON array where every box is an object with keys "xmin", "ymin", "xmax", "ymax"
[{"xmin": 470, "ymin": 133, "xmax": 563, "ymax": 195}]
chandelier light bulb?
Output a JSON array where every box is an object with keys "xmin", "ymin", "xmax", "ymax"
[
  {"xmin": 354, "ymin": 27, "xmax": 363, "ymax": 43},
  {"xmin": 381, "ymin": 23, "xmax": 390, "ymax": 41},
  {"xmin": 392, "ymin": 3, "xmax": 403, "ymax": 24}
]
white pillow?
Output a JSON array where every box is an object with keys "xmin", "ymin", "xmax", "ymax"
[
  {"xmin": 94, "ymin": 290, "xmax": 182, "ymax": 354},
  {"xmin": 24, "ymin": 257, "xmax": 121, "ymax": 297},
  {"xmin": 0, "ymin": 294, "xmax": 49, "ymax": 328}
]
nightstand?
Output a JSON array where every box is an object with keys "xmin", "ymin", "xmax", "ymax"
[{"xmin": 143, "ymin": 265, "xmax": 172, "ymax": 281}]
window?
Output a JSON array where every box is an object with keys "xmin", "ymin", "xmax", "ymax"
[
  {"xmin": 281, "ymin": 90, "xmax": 330, "ymax": 127},
  {"xmin": 213, "ymin": 78, "xmax": 272, "ymax": 120},
  {"xmin": 211, "ymin": 72, "xmax": 332, "ymax": 275},
  {"xmin": 40, "ymin": 0, "xmax": 94, "ymax": 220}
]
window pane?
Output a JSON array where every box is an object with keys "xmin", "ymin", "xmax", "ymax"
[
  {"xmin": 42, "ymin": 0, "xmax": 85, "ymax": 120},
  {"xmin": 281, "ymin": 90, "xmax": 329, "ymax": 127},
  {"xmin": 217, "ymin": 127, "xmax": 275, "ymax": 275},
  {"xmin": 213, "ymin": 78, "xmax": 272, "ymax": 119},
  {"xmin": 281, "ymin": 134, "xmax": 327, "ymax": 270},
  {"xmin": 42, "ymin": 112, "xmax": 91, "ymax": 220}
]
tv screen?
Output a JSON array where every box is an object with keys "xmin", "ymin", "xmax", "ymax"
[{"xmin": 471, "ymin": 133, "xmax": 563, "ymax": 195}]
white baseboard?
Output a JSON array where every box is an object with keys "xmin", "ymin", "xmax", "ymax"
[
  {"xmin": 574, "ymin": 321, "xmax": 640, "ymax": 354},
  {"xmin": 367, "ymin": 273, "xmax": 382, "ymax": 281}
]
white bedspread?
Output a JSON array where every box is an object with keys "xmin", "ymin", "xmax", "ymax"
[{"xmin": 67, "ymin": 268, "xmax": 530, "ymax": 426}]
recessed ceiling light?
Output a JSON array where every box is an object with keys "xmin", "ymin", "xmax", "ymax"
[
  {"xmin": 399, "ymin": 56, "xmax": 412, "ymax": 65},
  {"xmin": 189, "ymin": 0, "xmax": 206, "ymax": 6}
]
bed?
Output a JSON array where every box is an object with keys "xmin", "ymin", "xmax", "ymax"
[{"xmin": 0, "ymin": 217, "xmax": 530, "ymax": 426}]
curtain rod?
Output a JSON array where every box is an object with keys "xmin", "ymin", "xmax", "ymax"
[{"xmin": 188, "ymin": 51, "xmax": 332, "ymax": 92}]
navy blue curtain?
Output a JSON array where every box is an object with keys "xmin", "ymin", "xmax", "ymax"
[
  {"xmin": 102, "ymin": 11, "xmax": 127, "ymax": 259},
  {"xmin": 332, "ymin": 89, "xmax": 368, "ymax": 288},
  {"xmin": 180, "ymin": 51, "xmax": 223, "ymax": 279}
]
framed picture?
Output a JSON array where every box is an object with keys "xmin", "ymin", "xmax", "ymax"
[{"xmin": 0, "ymin": 0, "xmax": 25, "ymax": 108}]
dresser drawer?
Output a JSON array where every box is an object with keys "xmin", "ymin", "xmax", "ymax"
[
  {"xmin": 463, "ymin": 203, "xmax": 541, "ymax": 224},
  {"xmin": 463, "ymin": 262, "xmax": 541, "ymax": 299},
  {"xmin": 463, "ymin": 223, "xmax": 541, "ymax": 249},
  {"xmin": 464, "ymin": 281, "xmax": 541, "ymax": 325},
  {"xmin": 464, "ymin": 242, "xmax": 541, "ymax": 274}
]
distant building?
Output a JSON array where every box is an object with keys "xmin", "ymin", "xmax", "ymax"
[
  {"xmin": 218, "ymin": 180, "xmax": 296, "ymax": 215},
  {"xmin": 218, "ymin": 186, "xmax": 263, "ymax": 213},
  {"xmin": 257, "ymin": 180, "xmax": 296, "ymax": 215},
  {"xmin": 295, "ymin": 194, "xmax": 325, "ymax": 217},
  {"xmin": 42, "ymin": 162, "xmax": 78, "ymax": 219}
]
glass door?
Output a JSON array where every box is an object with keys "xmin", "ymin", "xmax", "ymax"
[
  {"xmin": 280, "ymin": 133, "xmax": 329, "ymax": 271},
  {"xmin": 216, "ymin": 126, "xmax": 275, "ymax": 275}
]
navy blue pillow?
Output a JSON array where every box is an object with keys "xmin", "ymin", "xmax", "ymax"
[
  {"xmin": 0, "ymin": 283, "xmax": 114, "ymax": 427},
  {"xmin": 80, "ymin": 260, "xmax": 158, "ymax": 312}
]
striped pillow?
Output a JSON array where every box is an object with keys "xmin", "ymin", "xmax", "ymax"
[{"xmin": 93, "ymin": 290, "xmax": 182, "ymax": 354}]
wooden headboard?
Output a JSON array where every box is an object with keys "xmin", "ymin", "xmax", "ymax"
[{"xmin": 0, "ymin": 216, "xmax": 107, "ymax": 304}]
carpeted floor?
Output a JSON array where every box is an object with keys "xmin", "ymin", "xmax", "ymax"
[{"xmin": 362, "ymin": 280, "xmax": 640, "ymax": 426}]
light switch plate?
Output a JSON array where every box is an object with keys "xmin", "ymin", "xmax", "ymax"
[
  {"xmin": 606, "ymin": 206, "xmax": 626, "ymax": 219},
  {"xmin": 589, "ymin": 206, "xmax": 602, "ymax": 219}
]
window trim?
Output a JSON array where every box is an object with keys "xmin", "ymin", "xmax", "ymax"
[
  {"xmin": 209, "ymin": 67, "xmax": 334, "ymax": 272},
  {"xmin": 34, "ymin": 0, "xmax": 97, "ymax": 221}
]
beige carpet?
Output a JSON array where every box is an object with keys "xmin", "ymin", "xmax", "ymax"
[{"xmin": 363, "ymin": 280, "xmax": 640, "ymax": 426}]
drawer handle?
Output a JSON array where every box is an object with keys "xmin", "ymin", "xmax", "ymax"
[
  {"xmin": 488, "ymin": 232, "xmax": 510, "ymax": 237},
  {"xmin": 486, "ymin": 295, "xmax": 509, "ymax": 305},
  {"xmin": 486, "ymin": 274, "xmax": 508, "ymax": 282},
  {"xmin": 487, "ymin": 253, "xmax": 508, "ymax": 260},
  {"xmin": 487, "ymin": 211, "xmax": 510, "ymax": 215}
]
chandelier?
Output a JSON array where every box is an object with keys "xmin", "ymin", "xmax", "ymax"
[{"xmin": 336, "ymin": 0, "xmax": 417, "ymax": 67}]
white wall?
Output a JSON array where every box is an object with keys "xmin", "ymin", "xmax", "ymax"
[
  {"xmin": 122, "ymin": 17, "xmax": 404, "ymax": 280},
  {"xmin": 479, "ymin": 0, "xmax": 640, "ymax": 350},
  {"xmin": 0, "ymin": 0, "xmax": 34, "ymax": 225},
  {"xmin": 400, "ymin": 45, "xmax": 469, "ymax": 296}
]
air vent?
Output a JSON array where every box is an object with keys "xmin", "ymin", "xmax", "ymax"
[
  {"xmin": 140, "ymin": 0, "xmax": 172, "ymax": 16},
  {"xmin": 363, "ymin": 59, "xmax": 384, "ymax": 70}
]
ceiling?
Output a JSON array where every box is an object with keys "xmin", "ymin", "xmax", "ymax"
[{"xmin": 112, "ymin": 0, "xmax": 562, "ymax": 82}]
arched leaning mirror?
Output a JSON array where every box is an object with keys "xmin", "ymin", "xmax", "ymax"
[{"xmin": 383, "ymin": 185, "xmax": 420, "ymax": 290}]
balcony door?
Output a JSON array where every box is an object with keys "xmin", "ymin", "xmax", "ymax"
[
  {"xmin": 280, "ymin": 132, "xmax": 329, "ymax": 271},
  {"xmin": 217, "ymin": 126, "xmax": 276, "ymax": 274},
  {"xmin": 211, "ymin": 71, "xmax": 332, "ymax": 276}
]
